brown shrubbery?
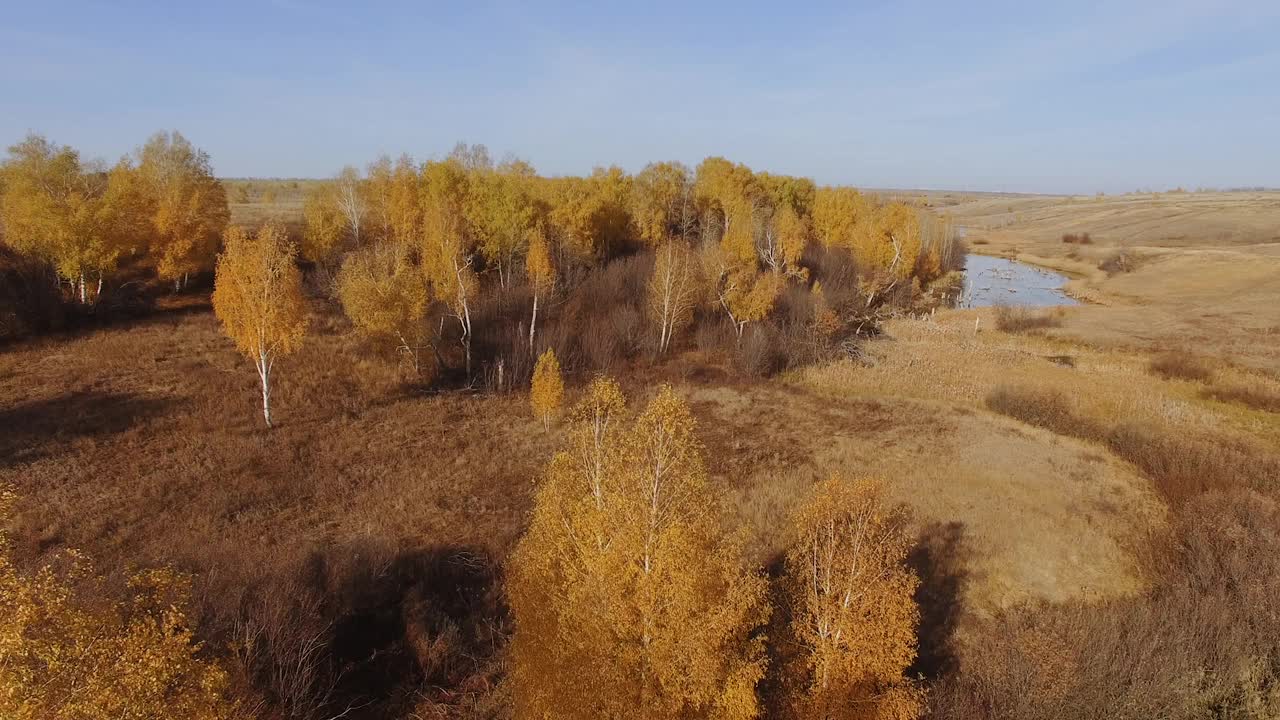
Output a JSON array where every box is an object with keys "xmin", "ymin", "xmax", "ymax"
[
  {"xmin": 986, "ymin": 384, "xmax": 1280, "ymax": 506},
  {"xmin": 1148, "ymin": 350, "xmax": 1214, "ymax": 382},
  {"xmin": 1061, "ymin": 232, "xmax": 1093, "ymax": 244},
  {"xmin": 993, "ymin": 305, "xmax": 1063, "ymax": 333},
  {"xmin": 931, "ymin": 488, "xmax": 1280, "ymax": 720}
]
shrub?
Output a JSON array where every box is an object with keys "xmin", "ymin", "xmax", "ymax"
[
  {"xmin": 1147, "ymin": 351, "xmax": 1213, "ymax": 382},
  {"xmin": 985, "ymin": 386, "xmax": 1103, "ymax": 439},
  {"xmin": 1061, "ymin": 232, "xmax": 1092, "ymax": 244},
  {"xmin": 0, "ymin": 245, "xmax": 65, "ymax": 341},
  {"xmin": 993, "ymin": 305, "xmax": 1063, "ymax": 333},
  {"xmin": 1202, "ymin": 382, "xmax": 1280, "ymax": 413},
  {"xmin": 1099, "ymin": 250, "xmax": 1136, "ymax": 274},
  {"xmin": 0, "ymin": 487, "xmax": 239, "ymax": 719}
]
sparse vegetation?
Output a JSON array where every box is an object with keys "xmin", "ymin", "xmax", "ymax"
[
  {"xmin": 1061, "ymin": 232, "xmax": 1092, "ymax": 244},
  {"xmin": 993, "ymin": 305, "xmax": 1063, "ymax": 333},
  {"xmin": 1148, "ymin": 350, "xmax": 1214, "ymax": 382}
]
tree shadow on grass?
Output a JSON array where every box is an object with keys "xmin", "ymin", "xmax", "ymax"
[
  {"xmin": 908, "ymin": 520, "xmax": 971, "ymax": 680},
  {"xmin": 0, "ymin": 391, "xmax": 172, "ymax": 469}
]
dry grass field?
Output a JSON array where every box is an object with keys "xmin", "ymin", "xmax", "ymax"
[{"xmin": 945, "ymin": 190, "xmax": 1280, "ymax": 372}]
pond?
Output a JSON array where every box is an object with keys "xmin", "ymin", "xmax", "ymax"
[{"xmin": 959, "ymin": 254, "xmax": 1079, "ymax": 308}]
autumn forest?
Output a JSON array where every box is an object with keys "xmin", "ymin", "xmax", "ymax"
[{"xmin": 3, "ymin": 129, "xmax": 1280, "ymax": 720}]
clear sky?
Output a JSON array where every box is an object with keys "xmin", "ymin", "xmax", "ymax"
[{"xmin": 3, "ymin": 0, "xmax": 1277, "ymax": 193}]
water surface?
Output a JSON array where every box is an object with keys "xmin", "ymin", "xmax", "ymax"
[{"xmin": 960, "ymin": 255, "xmax": 1079, "ymax": 308}]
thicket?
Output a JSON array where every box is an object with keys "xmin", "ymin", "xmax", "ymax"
[
  {"xmin": 0, "ymin": 131, "xmax": 228, "ymax": 340},
  {"xmin": 302, "ymin": 147, "xmax": 966, "ymax": 392}
]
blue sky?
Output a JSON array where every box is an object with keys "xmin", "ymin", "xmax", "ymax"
[{"xmin": 2, "ymin": 0, "xmax": 1277, "ymax": 193}]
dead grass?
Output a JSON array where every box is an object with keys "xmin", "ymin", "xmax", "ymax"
[
  {"xmin": 1148, "ymin": 350, "xmax": 1214, "ymax": 382},
  {"xmin": 993, "ymin": 305, "xmax": 1063, "ymax": 333},
  {"xmin": 1202, "ymin": 381, "xmax": 1280, "ymax": 413},
  {"xmin": 984, "ymin": 384, "xmax": 1279, "ymax": 506}
]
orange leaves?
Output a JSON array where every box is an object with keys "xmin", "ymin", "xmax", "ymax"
[
  {"xmin": 784, "ymin": 475, "xmax": 923, "ymax": 720},
  {"xmin": 0, "ymin": 486, "xmax": 237, "ymax": 720},
  {"xmin": 211, "ymin": 222, "xmax": 307, "ymax": 425},
  {"xmin": 508, "ymin": 382, "xmax": 768, "ymax": 719},
  {"xmin": 530, "ymin": 348, "xmax": 564, "ymax": 429}
]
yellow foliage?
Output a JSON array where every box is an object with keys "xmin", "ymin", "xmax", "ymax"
[
  {"xmin": 136, "ymin": 131, "xmax": 229, "ymax": 283},
  {"xmin": 337, "ymin": 242, "xmax": 432, "ymax": 377},
  {"xmin": 508, "ymin": 382, "xmax": 768, "ymax": 719},
  {"xmin": 525, "ymin": 223, "xmax": 554, "ymax": 295},
  {"xmin": 0, "ymin": 135, "xmax": 148, "ymax": 299},
  {"xmin": 211, "ymin": 223, "xmax": 307, "ymax": 426},
  {"xmin": 784, "ymin": 476, "xmax": 922, "ymax": 720},
  {"xmin": 301, "ymin": 181, "xmax": 346, "ymax": 265},
  {"xmin": 0, "ymin": 487, "xmax": 238, "ymax": 720},
  {"xmin": 530, "ymin": 348, "xmax": 564, "ymax": 429},
  {"xmin": 467, "ymin": 162, "xmax": 540, "ymax": 285},
  {"xmin": 632, "ymin": 161, "xmax": 692, "ymax": 246},
  {"xmin": 861, "ymin": 203, "xmax": 921, "ymax": 281},
  {"xmin": 811, "ymin": 187, "xmax": 872, "ymax": 251}
]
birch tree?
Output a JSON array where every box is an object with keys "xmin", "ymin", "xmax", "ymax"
[
  {"xmin": 525, "ymin": 222, "xmax": 554, "ymax": 351},
  {"xmin": 784, "ymin": 475, "xmax": 922, "ymax": 720},
  {"xmin": 529, "ymin": 348, "xmax": 563, "ymax": 429},
  {"xmin": 337, "ymin": 242, "xmax": 431, "ymax": 376},
  {"xmin": 135, "ymin": 131, "xmax": 229, "ymax": 290},
  {"xmin": 0, "ymin": 135, "xmax": 144, "ymax": 303},
  {"xmin": 420, "ymin": 159, "xmax": 478, "ymax": 379},
  {"xmin": 212, "ymin": 223, "xmax": 307, "ymax": 427},
  {"xmin": 508, "ymin": 381, "xmax": 768, "ymax": 720},
  {"xmin": 648, "ymin": 241, "xmax": 700, "ymax": 354}
]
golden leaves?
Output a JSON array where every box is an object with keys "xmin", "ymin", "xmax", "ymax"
[
  {"xmin": 212, "ymin": 222, "xmax": 308, "ymax": 363},
  {"xmin": 508, "ymin": 381, "xmax": 768, "ymax": 720},
  {"xmin": 784, "ymin": 476, "xmax": 923, "ymax": 720},
  {"xmin": 0, "ymin": 486, "xmax": 237, "ymax": 720},
  {"xmin": 530, "ymin": 348, "xmax": 564, "ymax": 429}
]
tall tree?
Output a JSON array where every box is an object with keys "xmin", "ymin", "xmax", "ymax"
[
  {"xmin": 811, "ymin": 187, "xmax": 873, "ymax": 253},
  {"xmin": 525, "ymin": 222, "xmax": 555, "ymax": 351},
  {"xmin": 467, "ymin": 160, "xmax": 539, "ymax": 288},
  {"xmin": 648, "ymin": 240, "xmax": 700, "ymax": 354},
  {"xmin": 135, "ymin": 131, "xmax": 229, "ymax": 290},
  {"xmin": 784, "ymin": 476, "xmax": 922, "ymax": 720},
  {"xmin": 211, "ymin": 223, "xmax": 307, "ymax": 427},
  {"xmin": 0, "ymin": 134, "xmax": 143, "ymax": 303},
  {"xmin": 508, "ymin": 381, "xmax": 768, "ymax": 720},
  {"xmin": 337, "ymin": 242, "xmax": 431, "ymax": 377},
  {"xmin": 420, "ymin": 159, "xmax": 478, "ymax": 379},
  {"xmin": 632, "ymin": 161, "xmax": 693, "ymax": 247},
  {"xmin": 301, "ymin": 166, "xmax": 367, "ymax": 266}
]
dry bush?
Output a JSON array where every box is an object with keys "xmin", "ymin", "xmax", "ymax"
[
  {"xmin": 985, "ymin": 386, "xmax": 1103, "ymax": 439},
  {"xmin": 735, "ymin": 323, "xmax": 787, "ymax": 376},
  {"xmin": 1104, "ymin": 422, "xmax": 1279, "ymax": 506},
  {"xmin": 993, "ymin": 305, "xmax": 1063, "ymax": 333},
  {"xmin": 986, "ymin": 385, "xmax": 1280, "ymax": 506},
  {"xmin": 0, "ymin": 246, "xmax": 65, "ymax": 341},
  {"xmin": 1099, "ymin": 249, "xmax": 1137, "ymax": 275},
  {"xmin": 1202, "ymin": 382, "xmax": 1280, "ymax": 413},
  {"xmin": 1148, "ymin": 350, "xmax": 1213, "ymax": 382},
  {"xmin": 930, "ymin": 488, "xmax": 1280, "ymax": 720},
  {"xmin": 695, "ymin": 314, "xmax": 735, "ymax": 353},
  {"xmin": 1061, "ymin": 232, "xmax": 1093, "ymax": 244}
]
